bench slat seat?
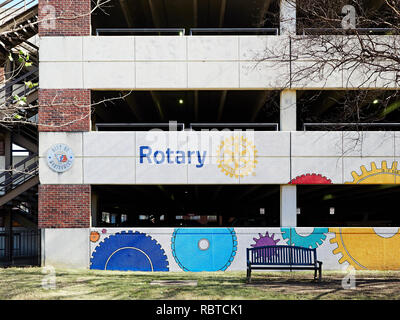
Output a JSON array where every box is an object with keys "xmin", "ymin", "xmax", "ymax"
[{"xmin": 246, "ymin": 245, "xmax": 322, "ymax": 282}]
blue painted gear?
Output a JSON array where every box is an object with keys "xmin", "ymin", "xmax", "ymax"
[
  {"xmin": 90, "ymin": 230, "xmax": 169, "ymax": 271},
  {"xmin": 281, "ymin": 227, "xmax": 329, "ymax": 249},
  {"xmin": 171, "ymin": 228, "xmax": 237, "ymax": 272}
]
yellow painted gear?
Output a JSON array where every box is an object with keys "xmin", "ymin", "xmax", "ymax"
[
  {"xmin": 216, "ymin": 136, "xmax": 258, "ymax": 178},
  {"xmin": 329, "ymin": 227, "xmax": 400, "ymax": 270},
  {"xmin": 345, "ymin": 161, "xmax": 400, "ymax": 184}
]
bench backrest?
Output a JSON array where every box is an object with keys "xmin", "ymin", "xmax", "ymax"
[{"xmin": 246, "ymin": 245, "xmax": 317, "ymax": 266}]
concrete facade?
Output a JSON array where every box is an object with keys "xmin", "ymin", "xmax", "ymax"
[{"xmin": 36, "ymin": 0, "xmax": 400, "ymax": 271}]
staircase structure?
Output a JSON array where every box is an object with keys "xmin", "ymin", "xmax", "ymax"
[{"xmin": 0, "ymin": 0, "xmax": 39, "ymax": 266}]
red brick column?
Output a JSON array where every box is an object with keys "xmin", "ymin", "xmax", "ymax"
[
  {"xmin": 38, "ymin": 0, "xmax": 91, "ymax": 36},
  {"xmin": 38, "ymin": 1, "xmax": 92, "ymax": 229},
  {"xmin": 38, "ymin": 89, "xmax": 91, "ymax": 132},
  {"xmin": 38, "ymin": 185, "xmax": 91, "ymax": 228}
]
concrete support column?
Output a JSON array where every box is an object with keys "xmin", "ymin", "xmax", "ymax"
[
  {"xmin": 280, "ymin": 90, "xmax": 297, "ymax": 227},
  {"xmin": 280, "ymin": 185, "xmax": 297, "ymax": 227},
  {"xmin": 280, "ymin": 0, "xmax": 296, "ymax": 35},
  {"xmin": 280, "ymin": 90, "xmax": 296, "ymax": 131}
]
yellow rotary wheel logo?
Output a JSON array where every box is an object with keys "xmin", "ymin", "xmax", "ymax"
[
  {"xmin": 329, "ymin": 228, "xmax": 400, "ymax": 270},
  {"xmin": 345, "ymin": 161, "xmax": 400, "ymax": 184},
  {"xmin": 216, "ymin": 136, "xmax": 257, "ymax": 178}
]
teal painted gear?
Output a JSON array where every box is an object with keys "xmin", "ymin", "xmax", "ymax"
[
  {"xmin": 171, "ymin": 228, "xmax": 237, "ymax": 272},
  {"xmin": 281, "ymin": 227, "xmax": 329, "ymax": 249}
]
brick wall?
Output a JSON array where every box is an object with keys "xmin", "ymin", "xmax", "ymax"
[
  {"xmin": 38, "ymin": 0, "xmax": 91, "ymax": 36},
  {"xmin": 38, "ymin": 185, "xmax": 91, "ymax": 228},
  {"xmin": 38, "ymin": 89, "xmax": 91, "ymax": 132}
]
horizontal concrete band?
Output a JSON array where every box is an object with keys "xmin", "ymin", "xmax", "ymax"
[
  {"xmin": 42, "ymin": 227, "xmax": 400, "ymax": 271},
  {"xmin": 39, "ymin": 131, "xmax": 400, "ymax": 185},
  {"xmin": 39, "ymin": 35, "xmax": 400, "ymax": 90}
]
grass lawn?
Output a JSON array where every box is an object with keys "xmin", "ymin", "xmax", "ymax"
[{"xmin": 0, "ymin": 267, "xmax": 400, "ymax": 300}]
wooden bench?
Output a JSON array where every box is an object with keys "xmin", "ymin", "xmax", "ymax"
[{"xmin": 246, "ymin": 245, "xmax": 322, "ymax": 283}]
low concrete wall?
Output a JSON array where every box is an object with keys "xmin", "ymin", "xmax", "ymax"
[
  {"xmin": 86, "ymin": 227, "xmax": 400, "ymax": 272},
  {"xmin": 41, "ymin": 228, "xmax": 90, "ymax": 269}
]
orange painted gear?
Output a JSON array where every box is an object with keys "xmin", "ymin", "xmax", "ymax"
[
  {"xmin": 90, "ymin": 231, "xmax": 100, "ymax": 243},
  {"xmin": 329, "ymin": 227, "xmax": 400, "ymax": 270}
]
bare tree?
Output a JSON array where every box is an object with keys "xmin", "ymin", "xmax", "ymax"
[{"xmin": 261, "ymin": 0, "xmax": 400, "ymax": 128}]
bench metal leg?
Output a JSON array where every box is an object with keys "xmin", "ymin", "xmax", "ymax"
[{"xmin": 246, "ymin": 267, "xmax": 251, "ymax": 283}]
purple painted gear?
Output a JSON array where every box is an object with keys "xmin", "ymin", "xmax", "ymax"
[{"xmin": 251, "ymin": 232, "xmax": 280, "ymax": 248}]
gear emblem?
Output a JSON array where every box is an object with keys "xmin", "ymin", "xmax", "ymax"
[
  {"xmin": 289, "ymin": 173, "xmax": 332, "ymax": 184},
  {"xmin": 330, "ymin": 227, "xmax": 400, "ymax": 270},
  {"xmin": 345, "ymin": 161, "xmax": 400, "ymax": 184},
  {"xmin": 90, "ymin": 231, "xmax": 169, "ymax": 271},
  {"xmin": 281, "ymin": 227, "xmax": 329, "ymax": 249},
  {"xmin": 251, "ymin": 232, "xmax": 280, "ymax": 248},
  {"xmin": 216, "ymin": 136, "xmax": 257, "ymax": 178},
  {"xmin": 171, "ymin": 228, "xmax": 237, "ymax": 271}
]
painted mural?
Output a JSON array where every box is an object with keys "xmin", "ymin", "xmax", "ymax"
[
  {"xmin": 90, "ymin": 230, "xmax": 169, "ymax": 271},
  {"xmin": 329, "ymin": 227, "xmax": 400, "ymax": 270},
  {"xmin": 171, "ymin": 228, "xmax": 237, "ymax": 272},
  {"xmin": 289, "ymin": 173, "xmax": 332, "ymax": 184},
  {"xmin": 89, "ymin": 227, "xmax": 400, "ymax": 272},
  {"xmin": 346, "ymin": 161, "xmax": 400, "ymax": 184},
  {"xmin": 216, "ymin": 136, "xmax": 258, "ymax": 178}
]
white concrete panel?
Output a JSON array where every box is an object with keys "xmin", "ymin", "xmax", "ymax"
[
  {"xmin": 239, "ymin": 61, "xmax": 290, "ymax": 88},
  {"xmin": 343, "ymin": 157, "xmax": 396, "ymax": 184},
  {"xmin": 39, "ymin": 62, "xmax": 83, "ymax": 89},
  {"xmin": 39, "ymin": 37, "xmax": 82, "ymax": 61},
  {"xmin": 188, "ymin": 36, "xmax": 238, "ymax": 61},
  {"xmin": 187, "ymin": 158, "xmax": 240, "ymax": 184},
  {"xmin": 361, "ymin": 131, "xmax": 394, "ymax": 157},
  {"xmin": 239, "ymin": 36, "xmax": 289, "ymax": 61},
  {"xmin": 135, "ymin": 62, "xmax": 187, "ymax": 88},
  {"xmin": 83, "ymin": 157, "xmax": 135, "ymax": 184},
  {"xmin": 135, "ymin": 36, "xmax": 186, "ymax": 61},
  {"xmin": 343, "ymin": 62, "xmax": 397, "ymax": 89},
  {"xmin": 42, "ymin": 228, "xmax": 89, "ymax": 269},
  {"xmin": 342, "ymin": 131, "xmax": 363, "ymax": 157},
  {"xmin": 187, "ymin": 130, "xmax": 243, "ymax": 158},
  {"xmin": 394, "ymin": 132, "xmax": 400, "ymax": 157},
  {"xmin": 83, "ymin": 61, "xmax": 135, "ymax": 89},
  {"xmin": 291, "ymin": 131, "xmax": 343, "ymax": 157},
  {"xmin": 291, "ymin": 61, "xmax": 343, "ymax": 89},
  {"xmin": 253, "ymin": 131, "xmax": 290, "ymax": 157},
  {"xmin": 136, "ymin": 131, "xmax": 188, "ymax": 154},
  {"xmin": 291, "ymin": 36, "xmax": 344, "ymax": 61},
  {"xmin": 240, "ymin": 157, "xmax": 290, "ymax": 184},
  {"xmin": 83, "ymin": 36, "xmax": 134, "ymax": 61},
  {"xmin": 136, "ymin": 158, "xmax": 187, "ymax": 184},
  {"xmin": 39, "ymin": 132, "xmax": 83, "ymax": 157},
  {"xmin": 188, "ymin": 62, "xmax": 239, "ymax": 88},
  {"xmin": 291, "ymin": 157, "xmax": 343, "ymax": 184},
  {"xmin": 39, "ymin": 157, "xmax": 83, "ymax": 184},
  {"xmin": 83, "ymin": 132, "xmax": 136, "ymax": 157}
]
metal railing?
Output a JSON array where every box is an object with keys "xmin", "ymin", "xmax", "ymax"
[
  {"xmin": 96, "ymin": 27, "xmax": 280, "ymax": 36},
  {"xmin": 303, "ymin": 123, "xmax": 400, "ymax": 131},
  {"xmin": 0, "ymin": 67, "xmax": 39, "ymax": 105},
  {"xmin": 96, "ymin": 123, "xmax": 186, "ymax": 131},
  {"xmin": 0, "ymin": 0, "xmax": 38, "ymax": 25},
  {"xmin": 0, "ymin": 229, "xmax": 40, "ymax": 265},
  {"xmin": 189, "ymin": 123, "xmax": 279, "ymax": 131},
  {"xmin": 189, "ymin": 28, "xmax": 279, "ymax": 35},
  {"xmin": 302, "ymin": 28, "xmax": 398, "ymax": 35},
  {"xmin": 96, "ymin": 28, "xmax": 185, "ymax": 36},
  {"xmin": 0, "ymin": 153, "xmax": 38, "ymax": 194}
]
